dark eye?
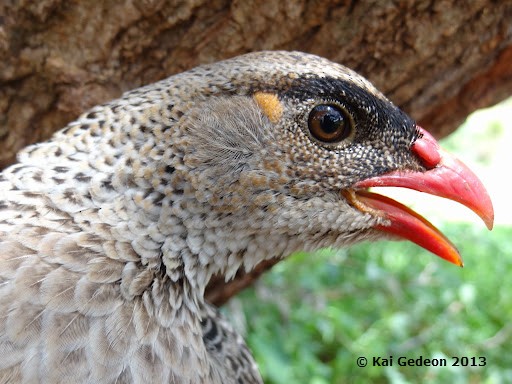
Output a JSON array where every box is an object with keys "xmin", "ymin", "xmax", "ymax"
[{"xmin": 308, "ymin": 105, "xmax": 352, "ymax": 144}]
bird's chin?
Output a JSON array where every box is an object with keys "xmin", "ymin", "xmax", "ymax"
[{"xmin": 344, "ymin": 126, "xmax": 494, "ymax": 267}]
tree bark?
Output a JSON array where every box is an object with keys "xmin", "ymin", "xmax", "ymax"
[{"xmin": 1, "ymin": 0, "xmax": 511, "ymax": 305}]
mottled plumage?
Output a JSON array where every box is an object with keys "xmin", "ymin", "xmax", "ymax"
[{"xmin": 0, "ymin": 51, "xmax": 492, "ymax": 383}]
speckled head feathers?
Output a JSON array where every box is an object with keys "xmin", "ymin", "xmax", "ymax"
[{"xmin": 7, "ymin": 51, "xmax": 423, "ymax": 286}]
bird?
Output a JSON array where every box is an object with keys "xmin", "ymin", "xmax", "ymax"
[{"xmin": 0, "ymin": 51, "xmax": 493, "ymax": 383}]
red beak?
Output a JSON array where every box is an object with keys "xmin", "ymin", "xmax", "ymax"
[{"xmin": 351, "ymin": 126, "xmax": 494, "ymax": 266}]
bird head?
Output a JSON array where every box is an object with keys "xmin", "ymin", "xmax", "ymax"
[{"xmin": 170, "ymin": 51, "xmax": 493, "ymax": 281}]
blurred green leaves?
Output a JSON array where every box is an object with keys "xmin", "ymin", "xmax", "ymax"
[{"xmin": 230, "ymin": 225, "xmax": 512, "ymax": 383}]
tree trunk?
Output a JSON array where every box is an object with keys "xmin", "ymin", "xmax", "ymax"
[{"xmin": 1, "ymin": 0, "xmax": 511, "ymax": 305}]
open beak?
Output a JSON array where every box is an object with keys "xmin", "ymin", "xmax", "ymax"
[{"xmin": 350, "ymin": 126, "xmax": 494, "ymax": 267}]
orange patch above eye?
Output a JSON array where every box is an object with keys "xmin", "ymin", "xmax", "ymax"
[{"xmin": 253, "ymin": 92, "xmax": 283, "ymax": 123}]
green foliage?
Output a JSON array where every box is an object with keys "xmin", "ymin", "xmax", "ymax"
[{"xmin": 228, "ymin": 224, "xmax": 512, "ymax": 383}]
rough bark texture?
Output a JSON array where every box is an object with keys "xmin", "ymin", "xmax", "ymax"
[{"xmin": 1, "ymin": 0, "xmax": 511, "ymax": 305}]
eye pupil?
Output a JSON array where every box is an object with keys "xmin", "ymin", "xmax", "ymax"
[
  {"xmin": 308, "ymin": 105, "xmax": 352, "ymax": 143},
  {"xmin": 320, "ymin": 112, "xmax": 341, "ymax": 134}
]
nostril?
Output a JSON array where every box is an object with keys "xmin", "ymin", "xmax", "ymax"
[{"xmin": 412, "ymin": 125, "xmax": 441, "ymax": 169}]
